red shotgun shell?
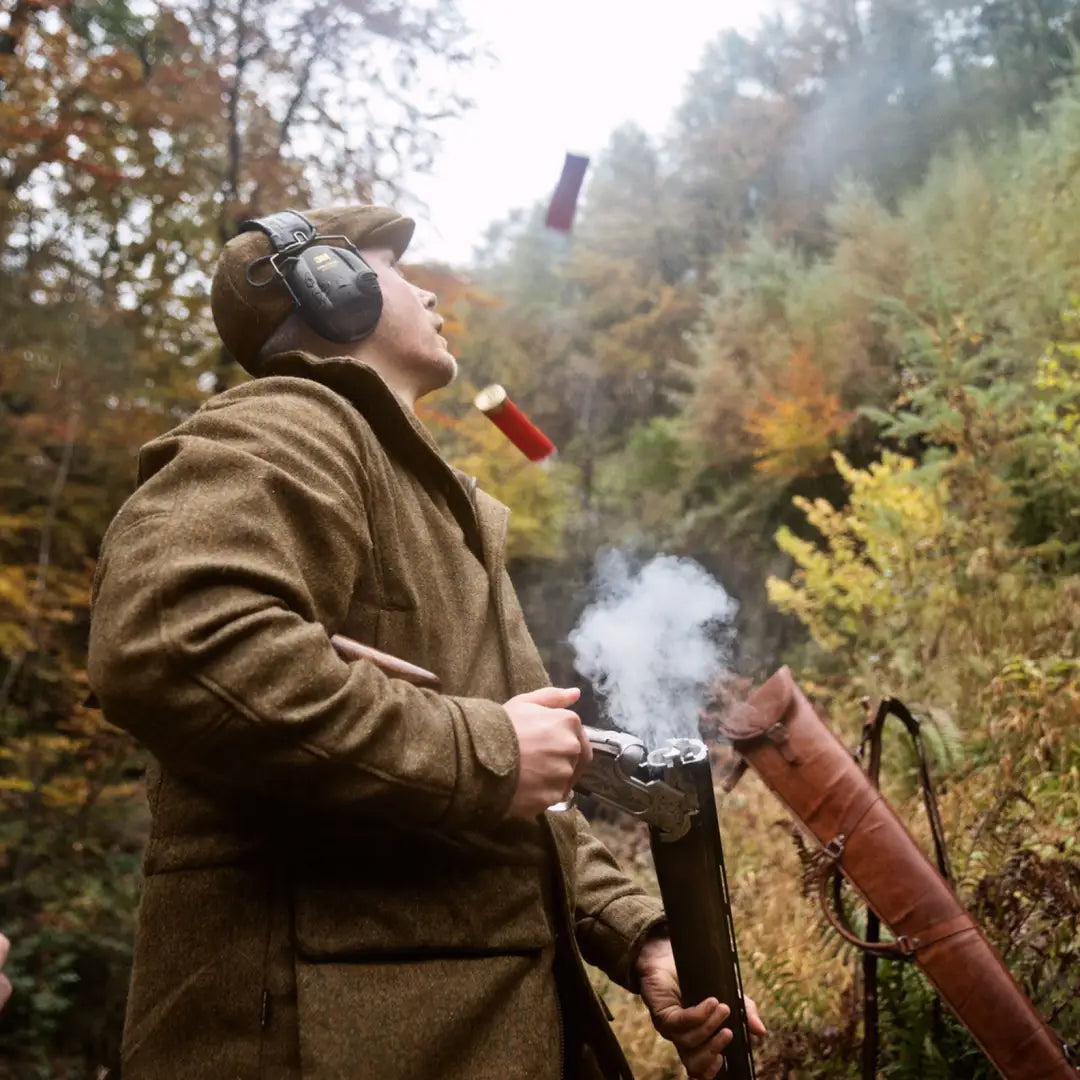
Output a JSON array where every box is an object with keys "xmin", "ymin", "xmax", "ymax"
[{"xmin": 474, "ymin": 384, "xmax": 556, "ymax": 462}]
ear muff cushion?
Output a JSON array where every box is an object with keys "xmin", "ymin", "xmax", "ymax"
[{"xmin": 286, "ymin": 244, "xmax": 383, "ymax": 343}]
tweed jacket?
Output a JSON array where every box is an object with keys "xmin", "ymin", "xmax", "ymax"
[{"xmin": 87, "ymin": 351, "xmax": 664, "ymax": 1080}]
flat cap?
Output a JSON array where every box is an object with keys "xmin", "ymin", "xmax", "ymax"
[{"xmin": 210, "ymin": 204, "xmax": 415, "ymax": 374}]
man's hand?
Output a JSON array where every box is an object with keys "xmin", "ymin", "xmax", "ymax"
[
  {"xmin": 636, "ymin": 936, "xmax": 766, "ymax": 1080},
  {"xmin": 0, "ymin": 932, "xmax": 11, "ymax": 1011},
  {"xmin": 503, "ymin": 687, "xmax": 591, "ymax": 819}
]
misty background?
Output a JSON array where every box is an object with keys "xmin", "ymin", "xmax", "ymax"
[{"xmin": 3, "ymin": 1, "xmax": 1080, "ymax": 1076}]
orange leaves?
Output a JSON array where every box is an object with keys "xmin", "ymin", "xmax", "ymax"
[
  {"xmin": 0, "ymin": 0, "xmax": 222, "ymax": 237},
  {"xmin": 404, "ymin": 263, "xmax": 501, "ymax": 357},
  {"xmin": 743, "ymin": 350, "xmax": 852, "ymax": 479}
]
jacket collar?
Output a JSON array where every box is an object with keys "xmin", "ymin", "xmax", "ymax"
[{"xmin": 258, "ymin": 350, "xmax": 485, "ymax": 560}]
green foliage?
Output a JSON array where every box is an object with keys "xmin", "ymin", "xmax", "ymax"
[
  {"xmin": 763, "ymin": 362, "xmax": 1080, "ymax": 1076},
  {"xmin": 768, "ymin": 451, "xmax": 958, "ymax": 658},
  {"xmin": 1013, "ymin": 319, "xmax": 1080, "ymax": 559},
  {"xmin": 6, "ymin": 0, "xmax": 1080, "ymax": 1074}
]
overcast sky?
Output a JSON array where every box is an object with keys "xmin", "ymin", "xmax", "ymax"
[{"xmin": 405, "ymin": 0, "xmax": 779, "ymax": 265}]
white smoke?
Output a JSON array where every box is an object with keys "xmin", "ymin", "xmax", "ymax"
[{"xmin": 568, "ymin": 551, "xmax": 738, "ymax": 748}]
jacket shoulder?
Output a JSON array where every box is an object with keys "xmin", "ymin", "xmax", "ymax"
[
  {"xmin": 197, "ymin": 376, "xmax": 375, "ymax": 439},
  {"xmin": 133, "ymin": 376, "xmax": 383, "ymax": 477},
  {"xmin": 110, "ymin": 377, "xmax": 378, "ymax": 534}
]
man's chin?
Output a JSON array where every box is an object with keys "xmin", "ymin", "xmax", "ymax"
[
  {"xmin": 416, "ymin": 351, "xmax": 458, "ymax": 398},
  {"xmin": 433, "ymin": 351, "xmax": 458, "ymax": 387}
]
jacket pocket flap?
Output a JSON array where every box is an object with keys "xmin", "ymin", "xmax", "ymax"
[{"xmin": 294, "ymin": 861, "xmax": 554, "ymax": 960}]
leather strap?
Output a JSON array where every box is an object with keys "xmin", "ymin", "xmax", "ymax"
[
  {"xmin": 859, "ymin": 697, "xmax": 954, "ymax": 885},
  {"xmin": 818, "ymin": 869, "xmax": 913, "ymax": 958},
  {"xmin": 911, "ymin": 913, "xmax": 976, "ymax": 951},
  {"xmin": 820, "ymin": 870, "xmax": 976, "ymax": 959},
  {"xmin": 850, "ymin": 697, "xmax": 956, "ymax": 1080},
  {"xmin": 822, "ymin": 787, "xmax": 883, "ymax": 860},
  {"xmin": 239, "ymin": 209, "xmax": 316, "ymax": 253}
]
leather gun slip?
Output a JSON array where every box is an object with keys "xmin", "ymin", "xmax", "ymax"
[{"xmin": 719, "ymin": 668, "xmax": 1077, "ymax": 1080}]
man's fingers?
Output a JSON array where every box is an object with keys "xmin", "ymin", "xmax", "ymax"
[
  {"xmin": 513, "ymin": 686, "xmax": 581, "ymax": 708},
  {"xmin": 569, "ymin": 720, "xmax": 593, "ymax": 787},
  {"xmin": 745, "ymin": 995, "xmax": 768, "ymax": 1036},
  {"xmin": 684, "ymin": 1025, "xmax": 733, "ymax": 1080},
  {"xmin": 0, "ymin": 933, "xmax": 9, "ymax": 967},
  {"xmin": 680, "ymin": 999, "xmax": 764, "ymax": 1078},
  {"xmin": 654, "ymin": 997, "xmax": 729, "ymax": 1040}
]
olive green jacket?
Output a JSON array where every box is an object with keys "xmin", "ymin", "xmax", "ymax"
[{"xmin": 88, "ymin": 351, "xmax": 664, "ymax": 1080}]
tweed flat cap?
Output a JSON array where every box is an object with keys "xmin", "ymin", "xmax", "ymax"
[{"xmin": 210, "ymin": 204, "xmax": 415, "ymax": 374}]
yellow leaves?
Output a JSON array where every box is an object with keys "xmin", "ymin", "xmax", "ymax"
[
  {"xmin": 0, "ymin": 560, "xmax": 87, "ymax": 662},
  {"xmin": 0, "ymin": 564, "xmax": 36, "ymax": 656},
  {"xmin": 419, "ymin": 382, "xmax": 573, "ymax": 561},
  {"xmin": 1, "ymin": 724, "xmax": 142, "ymax": 824},
  {"xmin": 1036, "ymin": 341, "xmax": 1080, "ymax": 440},
  {"xmin": 0, "ymin": 777, "xmax": 35, "ymax": 795},
  {"xmin": 0, "ymin": 565, "xmax": 32, "ymax": 608},
  {"xmin": 767, "ymin": 451, "xmax": 954, "ymax": 652},
  {"xmin": 743, "ymin": 350, "xmax": 852, "ymax": 478}
]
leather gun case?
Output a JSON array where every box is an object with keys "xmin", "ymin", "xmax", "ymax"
[{"xmin": 720, "ymin": 667, "xmax": 1077, "ymax": 1080}]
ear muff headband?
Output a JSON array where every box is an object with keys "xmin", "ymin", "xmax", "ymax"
[{"xmin": 239, "ymin": 210, "xmax": 383, "ymax": 343}]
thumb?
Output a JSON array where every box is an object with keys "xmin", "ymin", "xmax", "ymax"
[{"xmin": 513, "ymin": 686, "xmax": 581, "ymax": 708}]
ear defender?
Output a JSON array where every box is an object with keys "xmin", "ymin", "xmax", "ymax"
[
  {"xmin": 282, "ymin": 242, "xmax": 383, "ymax": 343},
  {"xmin": 240, "ymin": 211, "xmax": 384, "ymax": 343}
]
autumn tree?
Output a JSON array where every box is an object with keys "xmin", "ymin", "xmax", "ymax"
[{"xmin": 0, "ymin": 1, "xmax": 476, "ymax": 1072}]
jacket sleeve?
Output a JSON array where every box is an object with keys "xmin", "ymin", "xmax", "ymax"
[
  {"xmin": 87, "ymin": 381, "xmax": 520, "ymax": 831},
  {"xmin": 570, "ymin": 811, "xmax": 667, "ymax": 991}
]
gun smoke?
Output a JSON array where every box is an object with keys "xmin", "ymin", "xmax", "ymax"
[{"xmin": 569, "ymin": 552, "xmax": 738, "ymax": 749}]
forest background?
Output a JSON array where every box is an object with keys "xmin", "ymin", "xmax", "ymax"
[{"xmin": 1, "ymin": 1, "xmax": 1079, "ymax": 1077}]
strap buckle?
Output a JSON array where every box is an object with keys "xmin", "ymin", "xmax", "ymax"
[
  {"xmin": 824, "ymin": 833, "xmax": 846, "ymax": 862},
  {"xmin": 894, "ymin": 935, "xmax": 919, "ymax": 956},
  {"xmin": 766, "ymin": 721, "xmax": 800, "ymax": 763}
]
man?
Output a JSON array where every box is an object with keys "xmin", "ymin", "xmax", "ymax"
[{"xmin": 88, "ymin": 205, "xmax": 762, "ymax": 1079}]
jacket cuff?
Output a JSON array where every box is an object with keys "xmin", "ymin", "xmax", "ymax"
[
  {"xmin": 624, "ymin": 915, "xmax": 670, "ymax": 994},
  {"xmin": 580, "ymin": 894, "xmax": 667, "ymax": 992},
  {"xmin": 439, "ymin": 696, "xmax": 520, "ymax": 829}
]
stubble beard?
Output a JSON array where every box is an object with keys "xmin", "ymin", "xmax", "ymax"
[{"xmin": 413, "ymin": 347, "xmax": 458, "ymax": 400}]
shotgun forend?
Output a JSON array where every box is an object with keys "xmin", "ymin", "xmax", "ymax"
[{"xmin": 576, "ymin": 728, "xmax": 756, "ymax": 1080}]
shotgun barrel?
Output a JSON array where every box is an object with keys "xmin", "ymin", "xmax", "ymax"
[
  {"xmin": 574, "ymin": 732, "xmax": 756, "ymax": 1080},
  {"xmin": 646, "ymin": 742, "xmax": 755, "ymax": 1080}
]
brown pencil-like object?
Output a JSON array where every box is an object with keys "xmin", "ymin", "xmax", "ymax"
[{"xmin": 330, "ymin": 634, "xmax": 440, "ymax": 689}]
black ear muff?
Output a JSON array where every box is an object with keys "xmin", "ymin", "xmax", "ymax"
[
  {"xmin": 240, "ymin": 211, "xmax": 384, "ymax": 343},
  {"xmin": 282, "ymin": 243, "xmax": 383, "ymax": 343}
]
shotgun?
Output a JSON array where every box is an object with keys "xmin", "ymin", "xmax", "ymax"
[
  {"xmin": 574, "ymin": 730, "xmax": 756, "ymax": 1080},
  {"xmin": 330, "ymin": 634, "xmax": 754, "ymax": 1079}
]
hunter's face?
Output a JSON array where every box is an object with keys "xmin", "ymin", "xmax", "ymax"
[{"xmin": 361, "ymin": 248, "xmax": 457, "ymax": 396}]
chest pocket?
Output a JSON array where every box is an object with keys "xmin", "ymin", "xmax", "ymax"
[
  {"xmin": 340, "ymin": 465, "xmax": 419, "ymax": 641},
  {"xmin": 341, "ymin": 463, "xmax": 502, "ymax": 688}
]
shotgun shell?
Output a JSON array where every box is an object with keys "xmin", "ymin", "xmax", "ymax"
[
  {"xmin": 474, "ymin": 384, "xmax": 556, "ymax": 462},
  {"xmin": 545, "ymin": 152, "xmax": 590, "ymax": 233}
]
